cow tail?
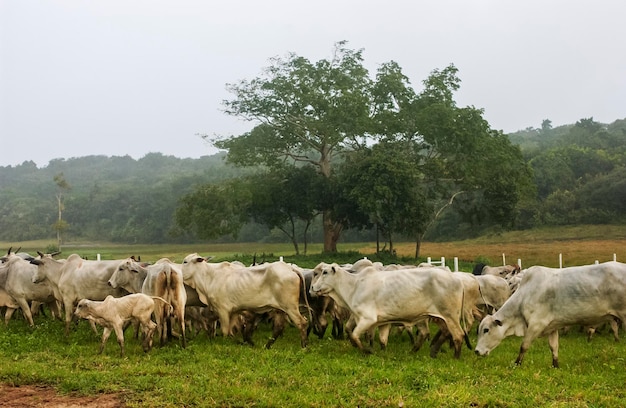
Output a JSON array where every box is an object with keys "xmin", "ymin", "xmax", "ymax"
[
  {"xmin": 460, "ymin": 287, "xmax": 473, "ymax": 350},
  {"xmin": 293, "ymin": 267, "xmax": 313, "ymax": 325},
  {"xmin": 477, "ymin": 280, "xmax": 491, "ymax": 313},
  {"xmin": 151, "ymin": 296, "xmax": 174, "ymax": 315}
]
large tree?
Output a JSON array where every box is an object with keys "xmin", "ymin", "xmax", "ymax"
[
  {"xmin": 211, "ymin": 42, "xmax": 532, "ymax": 252},
  {"xmin": 212, "ymin": 42, "xmax": 384, "ymax": 252}
]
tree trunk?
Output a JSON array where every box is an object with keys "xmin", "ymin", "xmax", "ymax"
[
  {"xmin": 322, "ymin": 210, "xmax": 342, "ymax": 253},
  {"xmin": 414, "ymin": 235, "xmax": 423, "ymax": 259}
]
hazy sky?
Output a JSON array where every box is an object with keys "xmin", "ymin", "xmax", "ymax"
[{"xmin": 1, "ymin": 1, "xmax": 625, "ymax": 167}]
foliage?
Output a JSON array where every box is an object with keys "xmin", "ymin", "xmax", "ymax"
[
  {"xmin": 0, "ymin": 153, "xmax": 254, "ymax": 244},
  {"xmin": 209, "ymin": 42, "xmax": 534, "ymax": 252}
]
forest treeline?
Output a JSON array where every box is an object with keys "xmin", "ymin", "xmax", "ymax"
[{"xmin": 1, "ymin": 116, "xmax": 625, "ymax": 247}]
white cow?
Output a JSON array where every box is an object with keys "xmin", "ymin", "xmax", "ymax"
[
  {"xmin": 2, "ymin": 254, "xmax": 60, "ymax": 326},
  {"xmin": 141, "ymin": 259, "xmax": 187, "ymax": 348},
  {"xmin": 31, "ymin": 253, "xmax": 134, "ymax": 335},
  {"xmin": 475, "ymin": 261, "xmax": 626, "ymax": 367},
  {"xmin": 309, "ymin": 262, "xmax": 469, "ymax": 358},
  {"xmin": 182, "ymin": 254, "xmax": 309, "ymax": 348}
]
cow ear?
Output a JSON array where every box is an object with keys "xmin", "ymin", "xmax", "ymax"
[
  {"xmin": 331, "ymin": 266, "xmax": 337, "ymax": 274},
  {"xmin": 495, "ymin": 319, "xmax": 503, "ymax": 326}
]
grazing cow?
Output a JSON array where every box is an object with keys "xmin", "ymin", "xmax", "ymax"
[
  {"xmin": 309, "ymin": 262, "xmax": 469, "ymax": 358},
  {"xmin": 2, "ymin": 254, "xmax": 60, "ymax": 326},
  {"xmin": 182, "ymin": 254, "xmax": 309, "ymax": 348},
  {"xmin": 472, "ymin": 263, "xmax": 520, "ymax": 277},
  {"xmin": 74, "ymin": 294, "xmax": 165, "ymax": 356},
  {"xmin": 31, "ymin": 254, "xmax": 133, "ymax": 335},
  {"xmin": 475, "ymin": 261, "xmax": 626, "ymax": 367}
]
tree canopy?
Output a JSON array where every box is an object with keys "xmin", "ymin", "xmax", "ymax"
[{"xmin": 208, "ymin": 42, "xmax": 534, "ymax": 254}]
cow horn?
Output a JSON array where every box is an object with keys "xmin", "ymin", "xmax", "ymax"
[
  {"xmin": 37, "ymin": 251, "xmax": 45, "ymax": 257},
  {"xmin": 7, "ymin": 247, "xmax": 12, "ymax": 255},
  {"xmin": 51, "ymin": 251, "xmax": 61, "ymax": 257}
]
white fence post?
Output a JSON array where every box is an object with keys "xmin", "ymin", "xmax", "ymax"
[
  {"xmin": 559, "ymin": 253, "xmax": 563, "ymax": 269},
  {"xmin": 97, "ymin": 253, "xmax": 101, "ymax": 261},
  {"xmin": 441, "ymin": 257, "xmax": 445, "ymax": 268},
  {"xmin": 427, "ymin": 256, "xmax": 432, "ymax": 264},
  {"xmin": 454, "ymin": 257, "xmax": 459, "ymax": 272},
  {"xmin": 517, "ymin": 259, "xmax": 522, "ymax": 269},
  {"xmin": 502, "ymin": 253, "xmax": 506, "ymax": 266},
  {"xmin": 614, "ymin": 253, "xmax": 617, "ymax": 262}
]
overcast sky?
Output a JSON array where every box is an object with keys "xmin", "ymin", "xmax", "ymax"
[{"xmin": 1, "ymin": 1, "xmax": 625, "ymax": 167}]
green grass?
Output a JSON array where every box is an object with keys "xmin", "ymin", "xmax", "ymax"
[{"xmin": 1, "ymin": 314, "xmax": 626, "ymax": 407}]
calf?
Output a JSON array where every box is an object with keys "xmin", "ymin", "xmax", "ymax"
[{"xmin": 74, "ymin": 294, "xmax": 165, "ymax": 357}]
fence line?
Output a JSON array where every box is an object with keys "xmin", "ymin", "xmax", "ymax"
[{"xmin": 423, "ymin": 253, "xmax": 619, "ymax": 271}]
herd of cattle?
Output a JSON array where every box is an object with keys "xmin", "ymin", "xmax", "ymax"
[{"xmin": 1, "ymin": 247, "xmax": 625, "ymax": 368}]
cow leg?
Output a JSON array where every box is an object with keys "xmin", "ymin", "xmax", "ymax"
[
  {"xmin": 284, "ymin": 308, "xmax": 308, "ymax": 348},
  {"xmin": 63, "ymin": 299, "xmax": 76, "ymax": 336},
  {"xmin": 154, "ymin": 308, "xmax": 166, "ymax": 347},
  {"xmin": 314, "ymin": 309, "xmax": 328, "ymax": 339},
  {"xmin": 4, "ymin": 307, "xmax": 18, "ymax": 325},
  {"xmin": 265, "ymin": 312, "xmax": 287, "ymax": 349},
  {"xmin": 331, "ymin": 314, "xmax": 345, "ymax": 339},
  {"xmin": 99, "ymin": 327, "xmax": 113, "ymax": 354},
  {"xmin": 610, "ymin": 319, "xmax": 620, "ymax": 342},
  {"xmin": 175, "ymin": 305, "xmax": 187, "ymax": 348},
  {"xmin": 402, "ymin": 324, "xmax": 416, "ymax": 346},
  {"xmin": 515, "ymin": 330, "xmax": 540, "ymax": 366},
  {"xmin": 113, "ymin": 324, "xmax": 126, "ymax": 357},
  {"xmin": 350, "ymin": 317, "xmax": 376, "ymax": 354},
  {"xmin": 16, "ymin": 299, "xmax": 35, "ymax": 327},
  {"xmin": 547, "ymin": 330, "xmax": 559, "ymax": 368},
  {"xmin": 411, "ymin": 320, "xmax": 431, "ymax": 353},
  {"xmin": 377, "ymin": 324, "xmax": 391, "ymax": 350},
  {"xmin": 46, "ymin": 301, "xmax": 61, "ymax": 322}
]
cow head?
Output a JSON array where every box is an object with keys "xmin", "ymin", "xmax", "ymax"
[
  {"xmin": 310, "ymin": 262, "xmax": 339, "ymax": 296},
  {"xmin": 475, "ymin": 315, "xmax": 506, "ymax": 357},
  {"xmin": 74, "ymin": 299, "xmax": 93, "ymax": 319},
  {"xmin": 108, "ymin": 257, "xmax": 147, "ymax": 292}
]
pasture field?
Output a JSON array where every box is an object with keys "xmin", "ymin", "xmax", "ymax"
[{"xmin": 2, "ymin": 225, "xmax": 626, "ymax": 406}]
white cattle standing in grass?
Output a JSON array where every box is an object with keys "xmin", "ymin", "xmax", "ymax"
[
  {"xmin": 31, "ymin": 253, "xmax": 135, "ymax": 335},
  {"xmin": 475, "ymin": 261, "xmax": 626, "ymax": 367},
  {"xmin": 141, "ymin": 258, "xmax": 187, "ymax": 348},
  {"xmin": 309, "ymin": 262, "xmax": 469, "ymax": 358},
  {"xmin": 74, "ymin": 294, "xmax": 165, "ymax": 357},
  {"xmin": 2, "ymin": 254, "xmax": 60, "ymax": 326},
  {"xmin": 181, "ymin": 254, "xmax": 309, "ymax": 348}
]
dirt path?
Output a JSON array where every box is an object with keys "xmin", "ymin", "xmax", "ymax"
[{"xmin": 0, "ymin": 384, "xmax": 123, "ymax": 407}]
